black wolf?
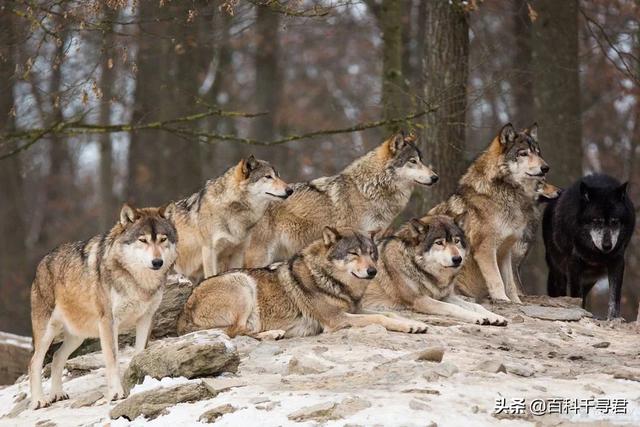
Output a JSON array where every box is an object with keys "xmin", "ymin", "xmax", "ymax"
[{"xmin": 543, "ymin": 174, "xmax": 635, "ymax": 318}]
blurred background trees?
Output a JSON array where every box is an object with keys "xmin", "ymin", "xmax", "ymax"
[{"xmin": 0, "ymin": 0, "xmax": 639, "ymax": 334}]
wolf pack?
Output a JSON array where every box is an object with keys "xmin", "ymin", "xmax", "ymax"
[{"xmin": 27, "ymin": 123, "xmax": 635, "ymax": 409}]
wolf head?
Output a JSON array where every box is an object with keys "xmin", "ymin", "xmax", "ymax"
[
  {"xmin": 406, "ymin": 216, "xmax": 467, "ymax": 270},
  {"xmin": 579, "ymin": 178, "xmax": 630, "ymax": 254},
  {"xmin": 320, "ymin": 227, "xmax": 379, "ymax": 280},
  {"xmin": 236, "ymin": 155, "xmax": 293, "ymax": 200},
  {"xmin": 523, "ymin": 178, "xmax": 562, "ymax": 202},
  {"xmin": 118, "ymin": 203, "xmax": 178, "ymax": 271},
  {"xmin": 495, "ymin": 123, "xmax": 549, "ymax": 184},
  {"xmin": 381, "ymin": 131, "xmax": 439, "ymax": 186}
]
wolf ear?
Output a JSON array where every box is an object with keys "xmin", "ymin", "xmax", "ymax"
[
  {"xmin": 408, "ymin": 218, "xmax": 427, "ymax": 241},
  {"xmin": 404, "ymin": 130, "xmax": 418, "ymax": 143},
  {"xmin": 389, "ymin": 132, "xmax": 406, "ymax": 154},
  {"xmin": 322, "ymin": 226, "xmax": 341, "ymax": 247},
  {"xmin": 580, "ymin": 182, "xmax": 591, "ymax": 202},
  {"xmin": 241, "ymin": 155, "xmax": 258, "ymax": 178},
  {"xmin": 617, "ymin": 182, "xmax": 629, "ymax": 200},
  {"xmin": 525, "ymin": 122, "xmax": 538, "ymax": 142},
  {"xmin": 159, "ymin": 202, "xmax": 176, "ymax": 220},
  {"xmin": 499, "ymin": 123, "xmax": 516, "ymax": 146},
  {"xmin": 369, "ymin": 228, "xmax": 383, "ymax": 242},
  {"xmin": 120, "ymin": 203, "xmax": 138, "ymax": 226}
]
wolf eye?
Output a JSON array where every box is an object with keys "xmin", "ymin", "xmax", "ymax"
[
  {"xmin": 265, "ymin": 175, "xmax": 273, "ymax": 180},
  {"xmin": 610, "ymin": 218, "xmax": 620, "ymax": 226},
  {"xmin": 348, "ymin": 251, "xmax": 359, "ymax": 257},
  {"xmin": 138, "ymin": 237, "xmax": 148, "ymax": 243},
  {"xmin": 159, "ymin": 236, "xmax": 167, "ymax": 243},
  {"xmin": 518, "ymin": 151, "xmax": 528, "ymax": 157},
  {"xmin": 453, "ymin": 237, "xmax": 461, "ymax": 244},
  {"xmin": 408, "ymin": 158, "xmax": 417, "ymax": 164},
  {"xmin": 435, "ymin": 239, "xmax": 445, "ymax": 246}
]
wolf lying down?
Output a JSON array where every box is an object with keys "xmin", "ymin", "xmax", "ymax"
[{"xmin": 177, "ymin": 227, "xmax": 429, "ymax": 338}]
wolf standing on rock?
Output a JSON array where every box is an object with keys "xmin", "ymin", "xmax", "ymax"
[
  {"xmin": 243, "ymin": 132, "xmax": 439, "ymax": 268},
  {"xmin": 29, "ymin": 204, "xmax": 178, "ymax": 409},
  {"xmin": 544, "ymin": 174, "xmax": 635, "ymax": 319},
  {"xmin": 172, "ymin": 155, "xmax": 292, "ymax": 281}
]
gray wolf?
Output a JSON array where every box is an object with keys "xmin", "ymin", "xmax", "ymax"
[
  {"xmin": 29, "ymin": 204, "xmax": 178, "ymax": 409},
  {"xmin": 177, "ymin": 227, "xmax": 429, "ymax": 338},
  {"xmin": 243, "ymin": 132, "xmax": 438, "ymax": 268},
  {"xmin": 512, "ymin": 180, "xmax": 562, "ymax": 293},
  {"xmin": 543, "ymin": 174, "xmax": 635, "ymax": 318},
  {"xmin": 429, "ymin": 123, "xmax": 549, "ymax": 303},
  {"xmin": 172, "ymin": 155, "xmax": 292, "ymax": 281},
  {"xmin": 363, "ymin": 215, "xmax": 507, "ymax": 325}
]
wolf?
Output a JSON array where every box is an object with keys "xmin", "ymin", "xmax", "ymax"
[
  {"xmin": 177, "ymin": 227, "xmax": 429, "ymax": 338},
  {"xmin": 512, "ymin": 180, "xmax": 562, "ymax": 293},
  {"xmin": 543, "ymin": 174, "xmax": 635, "ymax": 319},
  {"xmin": 29, "ymin": 204, "xmax": 177, "ymax": 409},
  {"xmin": 362, "ymin": 216, "xmax": 507, "ymax": 325},
  {"xmin": 172, "ymin": 155, "xmax": 292, "ymax": 281},
  {"xmin": 243, "ymin": 132, "xmax": 438, "ymax": 268},
  {"xmin": 429, "ymin": 123, "xmax": 549, "ymax": 303}
]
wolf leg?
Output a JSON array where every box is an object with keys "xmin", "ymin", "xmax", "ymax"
[
  {"xmin": 201, "ymin": 244, "xmax": 218, "ymax": 278},
  {"xmin": 29, "ymin": 320, "xmax": 58, "ymax": 410},
  {"xmin": 475, "ymin": 242, "xmax": 509, "ymax": 302},
  {"xmin": 332, "ymin": 312, "xmax": 428, "ymax": 334},
  {"xmin": 49, "ymin": 333, "xmax": 84, "ymax": 402},
  {"xmin": 499, "ymin": 250, "xmax": 522, "ymax": 303},
  {"xmin": 134, "ymin": 296, "xmax": 161, "ymax": 355},
  {"xmin": 443, "ymin": 295, "xmax": 508, "ymax": 326},
  {"xmin": 255, "ymin": 329, "xmax": 286, "ymax": 340},
  {"xmin": 607, "ymin": 258, "xmax": 625, "ymax": 319},
  {"xmin": 413, "ymin": 296, "xmax": 495, "ymax": 325},
  {"xmin": 98, "ymin": 317, "xmax": 125, "ymax": 401}
]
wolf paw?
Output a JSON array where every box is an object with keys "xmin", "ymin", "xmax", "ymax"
[
  {"xmin": 405, "ymin": 322, "xmax": 428, "ymax": 334},
  {"xmin": 29, "ymin": 398, "xmax": 51, "ymax": 410},
  {"xmin": 257, "ymin": 330, "xmax": 286, "ymax": 340},
  {"xmin": 489, "ymin": 316, "xmax": 508, "ymax": 327},
  {"xmin": 50, "ymin": 392, "xmax": 69, "ymax": 403},
  {"xmin": 107, "ymin": 386, "xmax": 126, "ymax": 402}
]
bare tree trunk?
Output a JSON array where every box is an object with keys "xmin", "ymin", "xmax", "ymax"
[
  {"xmin": 380, "ymin": 0, "xmax": 405, "ymax": 132},
  {"xmin": 99, "ymin": 9, "xmax": 116, "ymax": 230},
  {"xmin": 0, "ymin": 11, "xmax": 29, "ymax": 334},
  {"xmin": 523, "ymin": 0, "xmax": 582, "ymax": 294},
  {"xmin": 532, "ymin": 0, "xmax": 582, "ymax": 187},
  {"xmin": 421, "ymin": 1, "xmax": 469, "ymax": 211},
  {"xmin": 252, "ymin": 5, "xmax": 281, "ymax": 143},
  {"xmin": 512, "ymin": 0, "xmax": 533, "ymax": 127}
]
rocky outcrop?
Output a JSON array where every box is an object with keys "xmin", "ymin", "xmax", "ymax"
[
  {"xmin": 110, "ymin": 382, "xmax": 214, "ymax": 420},
  {"xmin": 0, "ymin": 332, "xmax": 31, "ymax": 385},
  {"xmin": 123, "ymin": 329, "xmax": 239, "ymax": 392}
]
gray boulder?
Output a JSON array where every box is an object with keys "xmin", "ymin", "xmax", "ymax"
[{"xmin": 123, "ymin": 329, "xmax": 239, "ymax": 392}]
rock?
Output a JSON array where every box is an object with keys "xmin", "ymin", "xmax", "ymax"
[
  {"xmin": 35, "ymin": 420, "xmax": 56, "ymax": 427},
  {"xmin": 110, "ymin": 381, "xmax": 214, "ymax": 420},
  {"xmin": 0, "ymin": 332, "xmax": 31, "ymax": 385},
  {"xmin": 288, "ymin": 402, "xmax": 337, "ymax": 422},
  {"xmin": 511, "ymin": 315, "xmax": 525, "ymax": 324},
  {"xmin": 475, "ymin": 360, "xmax": 506, "ymax": 374},
  {"xmin": 3, "ymin": 398, "xmax": 29, "ymax": 418},
  {"xmin": 123, "ymin": 330, "xmax": 239, "ymax": 392},
  {"xmin": 13, "ymin": 392, "xmax": 27, "ymax": 402},
  {"xmin": 584, "ymin": 384, "xmax": 604, "ymax": 395},
  {"xmin": 287, "ymin": 398, "xmax": 370, "ymax": 422},
  {"xmin": 505, "ymin": 363, "xmax": 534, "ymax": 377},
  {"xmin": 520, "ymin": 305, "xmax": 591, "ymax": 321},
  {"xmin": 250, "ymin": 342, "xmax": 282, "ymax": 358},
  {"xmin": 592, "ymin": 341, "xmax": 610, "ymax": 348},
  {"xmin": 198, "ymin": 404, "xmax": 236, "ymax": 423},
  {"xmin": 409, "ymin": 399, "xmax": 429, "ymax": 411},
  {"xmin": 70, "ymin": 390, "xmax": 103, "ymax": 408},
  {"xmin": 611, "ymin": 368, "xmax": 640, "ymax": 382},
  {"xmin": 287, "ymin": 355, "xmax": 332, "ymax": 375},
  {"xmin": 433, "ymin": 362, "xmax": 459, "ymax": 378},
  {"xmin": 414, "ymin": 346, "xmax": 445, "ymax": 363},
  {"xmin": 201, "ymin": 377, "xmax": 247, "ymax": 394}
]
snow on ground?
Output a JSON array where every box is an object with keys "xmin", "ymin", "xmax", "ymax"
[{"xmin": 1, "ymin": 296, "xmax": 640, "ymax": 426}]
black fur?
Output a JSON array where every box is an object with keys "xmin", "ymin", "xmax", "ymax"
[{"xmin": 543, "ymin": 174, "xmax": 635, "ymax": 319}]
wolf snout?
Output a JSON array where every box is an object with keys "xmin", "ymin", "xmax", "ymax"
[
  {"xmin": 151, "ymin": 258, "xmax": 164, "ymax": 269},
  {"xmin": 451, "ymin": 255, "xmax": 462, "ymax": 267},
  {"xmin": 430, "ymin": 175, "xmax": 439, "ymax": 184},
  {"xmin": 602, "ymin": 241, "xmax": 613, "ymax": 252},
  {"xmin": 285, "ymin": 187, "xmax": 294, "ymax": 197},
  {"xmin": 541, "ymin": 164, "xmax": 550, "ymax": 174},
  {"xmin": 366, "ymin": 266, "xmax": 377, "ymax": 278}
]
